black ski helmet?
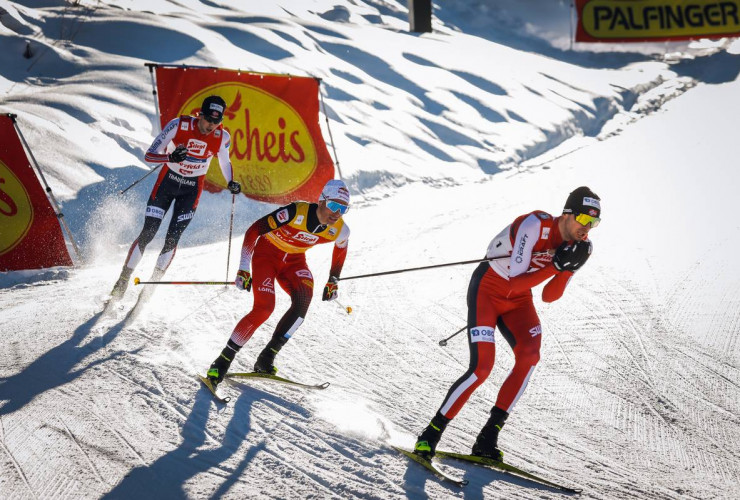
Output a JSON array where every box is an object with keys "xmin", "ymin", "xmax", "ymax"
[
  {"xmin": 563, "ymin": 186, "xmax": 601, "ymax": 218},
  {"xmin": 201, "ymin": 95, "xmax": 226, "ymax": 123}
]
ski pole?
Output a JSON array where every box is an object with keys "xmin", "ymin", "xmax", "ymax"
[
  {"xmin": 338, "ymin": 255, "xmax": 508, "ymax": 281},
  {"xmin": 439, "ymin": 326, "xmax": 466, "ymax": 347},
  {"xmin": 335, "ymin": 299, "xmax": 352, "ymax": 315},
  {"xmin": 134, "ymin": 277, "xmax": 232, "ymax": 286},
  {"xmin": 225, "ymin": 193, "xmax": 236, "ymax": 284},
  {"xmin": 120, "ymin": 165, "xmax": 162, "ymax": 195}
]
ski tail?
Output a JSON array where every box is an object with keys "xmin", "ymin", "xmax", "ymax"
[
  {"xmin": 393, "ymin": 446, "xmax": 468, "ymax": 487},
  {"xmin": 198, "ymin": 375, "xmax": 231, "ymax": 404}
]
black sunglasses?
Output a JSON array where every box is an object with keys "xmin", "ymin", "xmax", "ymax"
[{"xmin": 202, "ymin": 114, "xmax": 222, "ymax": 124}]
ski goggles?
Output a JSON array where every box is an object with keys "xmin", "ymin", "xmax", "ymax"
[
  {"xmin": 575, "ymin": 212, "xmax": 600, "ymax": 228},
  {"xmin": 326, "ymin": 200, "xmax": 349, "ymax": 214}
]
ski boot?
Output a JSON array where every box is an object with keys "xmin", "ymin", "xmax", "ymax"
[
  {"xmin": 471, "ymin": 406, "xmax": 509, "ymax": 461},
  {"xmin": 414, "ymin": 412, "xmax": 450, "ymax": 459},
  {"xmin": 207, "ymin": 340, "xmax": 241, "ymax": 387},
  {"xmin": 110, "ymin": 266, "xmax": 133, "ymax": 299},
  {"xmin": 253, "ymin": 347, "xmax": 279, "ymax": 375}
]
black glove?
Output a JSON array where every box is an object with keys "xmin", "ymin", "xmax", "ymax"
[
  {"xmin": 168, "ymin": 145, "xmax": 188, "ymax": 163},
  {"xmin": 553, "ymin": 240, "xmax": 592, "ymax": 272},
  {"xmin": 228, "ymin": 180, "xmax": 241, "ymax": 195},
  {"xmin": 322, "ymin": 276, "xmax": 338, "ymax": 301}
]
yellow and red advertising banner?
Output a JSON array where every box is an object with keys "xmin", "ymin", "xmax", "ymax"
[
  {"xmin": 0, "ymin": 115, "xmax": 72, "ymax": 271},
  {"xmin": 576, "ymin": 0, "xmax": 740, "ymax": 42},
  {"xmin": 154, "ymin": 66, "xmax": 335, "ymax": 203}
]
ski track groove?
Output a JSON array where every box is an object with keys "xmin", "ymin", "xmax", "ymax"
[
  {"xmin": 56, "ymin": 415, "xmax": 107, "ymax": 487},
  {"xmin": 87, "ymin": 407, "xmax": 147, "ymax": 466},
  {"xmin": 0, "ymin": 422, "xmax": 37, "ymax": 499}
]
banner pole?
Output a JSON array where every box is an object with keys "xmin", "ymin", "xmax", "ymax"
[
  {"xmin": 317, "ymin": 80, "xmax": 343, "ymax": 180},
  {"xmin": 145, "ymin": 63, "xmax": 161, "ymax": 123},
  {"xmin": 8, "ymin": 114, "xmax": 81, "ymax": 261}
]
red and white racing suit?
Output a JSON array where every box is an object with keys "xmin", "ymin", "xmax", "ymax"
[
  {"xmin": 123, "ymin": 116, "xmax": 234, "ymax": 273},
  {"xmin": 436, "ymin": 210, "xmax": 575, "ymax": 419},
  {"xmin": 229, "ymin": 202, "xmax": 350, "ymax": 348}
]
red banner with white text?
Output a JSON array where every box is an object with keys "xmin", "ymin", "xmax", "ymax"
[
  {"xmin": 154, "ymin": 66, "xmax": 335, "ymax": 203},
  {"xmin": 0, "ymin": 115, "xmax": 72, "ymax": 271},
  {"xmin": 576, "ymin": 0, "xmax": 740, "ymax": 42}
]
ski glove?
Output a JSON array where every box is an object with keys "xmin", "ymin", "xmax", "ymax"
[
  {"xmin": 227, "ymin": 180, "xmax": 241, "ymax": 195},
  {"xmin": 235, "ymin": 270, "xmax": 252, "ymax": 291},
  {"xmin": 168, "ymin": 145, "xmax": 188, "ymax": 163},
  {"xmin": 553, "ymin": 239, "xmax": 592, "ymax": 272},
  {"xmin": 322, "ymin": 276, "xmax": 339, "ymax": 301}
]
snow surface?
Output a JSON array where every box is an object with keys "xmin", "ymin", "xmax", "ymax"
[{"xmin": 1, "ymin": 0, "xmax": 740, "ymax": 498}]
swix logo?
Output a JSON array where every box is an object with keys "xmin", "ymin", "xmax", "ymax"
[
  {"xmin": 177, "ymin": 211, "xmax": 195, "ymax": 223},
  {"xmin": 295, "ymin": 215, "xmax": 304, "ymax": 225},
  {"xmin": 293, "ymin": 232, "xmax": 319, "ymax": 245},
  {"xmin": 529, "ymin": 325, "xmax": 542, "ymax": 337},
  {"xmin": 186, "ymin": 139, "xmax": 207, "ymax": 156},
  {"xmin": 470, "ymin": 326, "xmax": 495, "ymax": 343},
  {"xmin": 180, "ymin": 121, "xmax": 189, "ymax": 131},
  {"xmin": 276, "ymin": 209, "xmax": 289, "ymax": 223},
  {"xmin": 541, "ymin": 227, "xmax": 550, "ymax": 240},
  {"xmin": 328, "ymin": 227, "xmax": 337, "ymax": 236}
]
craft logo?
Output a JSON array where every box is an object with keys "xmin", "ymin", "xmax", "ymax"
[
  {"xmin": 0, "ymin": 160, "xmax": 34, "ymax": 255},
  {"xmin": 179, "ymin": 83, "xmax": 318, "ymax": 198}
]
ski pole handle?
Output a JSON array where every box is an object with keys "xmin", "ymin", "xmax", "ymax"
[
  {"xmin": 439, "ymin": 326, "xmax": 466, "ymax": 347},
  {"xmin": 134, "ymin": 277, "xmax": 232, "ymax": 286}
]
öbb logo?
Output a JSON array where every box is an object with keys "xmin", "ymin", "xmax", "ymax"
[{"xmin": 179, "ymin": 83, "xmax": 318, "ymax": 199}]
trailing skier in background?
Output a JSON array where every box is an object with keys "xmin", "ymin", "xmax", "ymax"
[
  {"xmin": 205, "ymin": 179, "xmax": 351, "ymax": 389},
  {"xmin": 110, "ymin": 95, "xmax": 241, "ymax": 298},
  {"xmin": 414, "ymin": 186, "xmax": 601, "ymax": 461}
]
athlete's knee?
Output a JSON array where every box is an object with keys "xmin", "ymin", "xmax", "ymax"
[
  {"xmin": 136, "ymin": 217, "xmax": 161, "ymax": 248},
  {"xmin": 470, "ymin": 341, "xmax": 496, "ymax": 380},
  {"xmin": 514, "ymin": 346, "xmax": 541, "ymax": 367},
  {"xmin": 289, "ymin": 285, "xmax": 313, "ymax": 316}
]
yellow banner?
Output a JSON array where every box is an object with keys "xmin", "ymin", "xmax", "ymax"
[{"xmin": 578, "ymin": 0, "xmax": 740, "ymax": 41}]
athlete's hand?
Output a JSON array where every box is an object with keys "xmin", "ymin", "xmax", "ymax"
[
  {"xmin": 235, "ymin": 269, "xmax": 252, "ymax": 291},
  {"xmin": 322, "ymin": 276, "xmax": 339, "ymax": 301},
  {"xmin": 553, "ymin": 240, "xmax": 592, "ymax": 272},
  {"xmin": 227, "ymin": 180, "xmax": 241, "ymax": 195},
  {"xmin": 168, "ymin": 145, "xmax": 188, "ymax": 163}
]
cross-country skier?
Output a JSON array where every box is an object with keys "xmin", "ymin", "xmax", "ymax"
[
  {"xmin": 414, "ymin": 186, "xmax": 601, "ymax": 461},
  {"xmin": 110, "ymin": 95, "xmax": 241, "ymax": 298},
  {"xmin": 205, "ymin": 179, "xmax": 350, "ymax": 387}
]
